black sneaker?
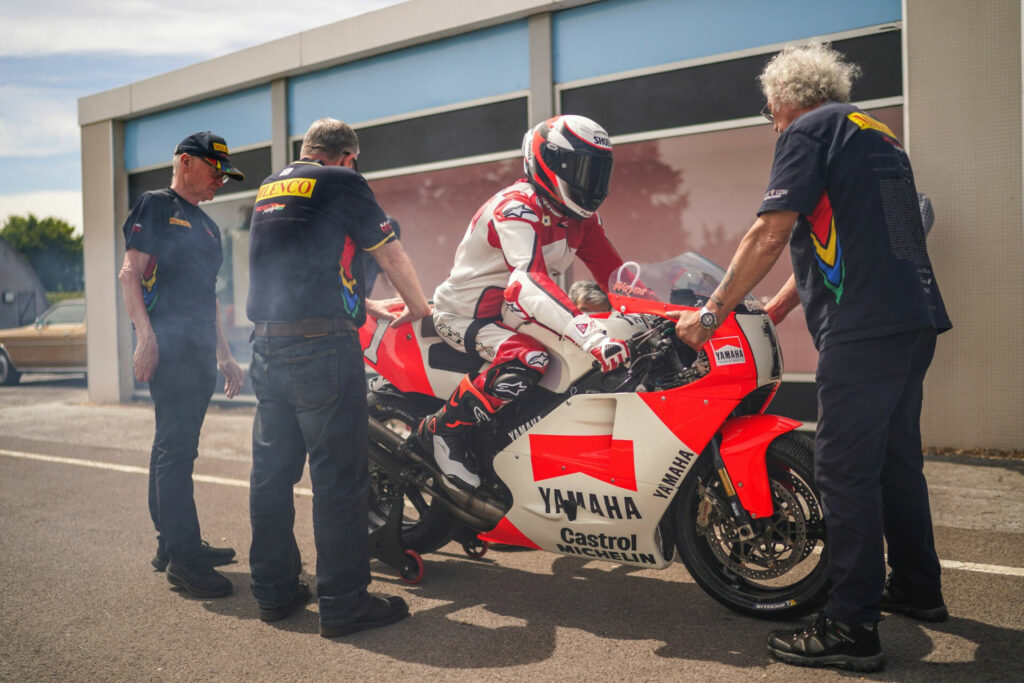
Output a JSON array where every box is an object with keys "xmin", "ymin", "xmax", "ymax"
[
  {"xmin": 767, "ymin": 613, "xmax": 884, "ymax": 672},
  {"xmin": 880, "ymin": 573, "xmax": 948, "ymax": 622},
  {"xmin": 259, "ymin": 581, "xmax": 312, "ymax": 622},
  {"xmin": 319, "ymin": 595, "xmax": 409, "ymax": 638},
  {"xmin": 166, "ymin": 558, "xmax": 233, "ymax": 598},
  {"xmin": 152, "ymin": 540, "xmax": 235, "ymax": 572}
]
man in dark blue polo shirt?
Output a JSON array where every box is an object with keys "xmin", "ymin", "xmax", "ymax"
[
  {"xmin": 246, "ymin": 118, "xmax": 430, "ymax": 637},
  {"xmin": 671, "ymin": 44, "xmax": 951, "ymax": 672},
  {"xmin": 118, "ymin": 132, "xmax": 247, "ymax": 598}
]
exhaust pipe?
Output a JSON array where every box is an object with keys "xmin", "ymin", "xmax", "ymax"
[{"xmin": 367, "ymin": 416, "xmax": 506, "ymax": 530}]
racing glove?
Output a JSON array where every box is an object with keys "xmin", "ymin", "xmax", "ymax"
[{"xmin": 564, "ymin": 314, "xmax": 631, "ymax": 373}]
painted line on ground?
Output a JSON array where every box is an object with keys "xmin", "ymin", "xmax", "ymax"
[
  {"xmin": 4, "ymin": 447, "xmax": 1024, "ymax": 578},
  {"xmin": 0, "ymin": 447, "xmax": 313, "ymax": 497}
]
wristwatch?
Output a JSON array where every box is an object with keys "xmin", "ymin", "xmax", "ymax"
[{"xmin": 698, "ymin": 305, "xmax": 719, "ymax": 330}]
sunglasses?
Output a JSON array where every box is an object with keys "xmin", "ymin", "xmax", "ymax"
[{"xmin": 195, "ymin": 155, "xmax": 229, "ymax": 182}]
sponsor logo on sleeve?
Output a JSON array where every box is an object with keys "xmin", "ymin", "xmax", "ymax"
[
  {"xmin": 847, "ymin": 112, "xmax": 897, "ymax": 139},
  {"xmin": 257, "ymin": 178, "xmax": 317, "ymax": 201},
  {"xmin": 763, "ymin": 188, "xmax": 789, "ymax": 202},
  {"xmin": 710, "ymin": 336, "xmax": 746, "ymax": 366},
  {"xmin": 502, "ymin": 202, "xmax": 540, "ymax": 222},
  {"xmin": 255, "ymin": 202, "xmax": 286, "ymax": 215}
]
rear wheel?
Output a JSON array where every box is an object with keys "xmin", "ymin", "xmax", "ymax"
[
  {"xmin": 0, "ymin": 350, "xmax": 21, "ymax": 386},
  {"xmin": 674, "ymin": 432, "xmax": 828, "ymax": 619},
  {"xmin": 367, "ymin": 392, "xmax": 456, "ymax": 555}
]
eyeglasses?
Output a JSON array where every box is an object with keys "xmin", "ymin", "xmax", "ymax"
[
  {"xmin": 196, "ymin": 155, "xmax": 228, "ymax": 182},
  {"xmin": 344, "ymin": 151, "xmax": 360, "ymax": 173},
  {"xmin": 761, "ymin": 103, "xmax": 775, "ymax": 123}
]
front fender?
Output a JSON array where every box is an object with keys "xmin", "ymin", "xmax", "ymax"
[{"xmin": 719, "ymin": 415, "xmax": 802, "ymax": 519}]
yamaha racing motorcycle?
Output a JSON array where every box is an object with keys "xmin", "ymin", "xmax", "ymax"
[{"xmin": 360, "ymin": 252, "xmax": 827, "ymax": 619}]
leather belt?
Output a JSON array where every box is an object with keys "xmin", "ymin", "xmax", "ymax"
[{"xmin": 252, "ymin": 318, "xmax": 356, "ymax": 337}]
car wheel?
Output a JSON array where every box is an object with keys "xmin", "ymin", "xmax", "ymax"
[{"xmin": 0, "ymin": 350, "xmax": 21, "ymax": 386}]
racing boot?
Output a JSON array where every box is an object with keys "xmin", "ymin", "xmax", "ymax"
[{"xmin": 416, "ymin": 376, "xmax": 499, "ymax": 490}]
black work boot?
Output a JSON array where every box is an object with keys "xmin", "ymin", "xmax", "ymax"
[
  {"xmin": 152, "ymin": 540, "xmax": 235, "ymax": 572},
  {"xmin": 767, "ymin": 613, "xmax": 884, "ymax": 672},
  {"xmin": 166, "ymin": 558, "xmax": 233, "ymax": 598},
  {"xmin": 880, "ymin": 572, "xmax": 948, "ymax": 622},
  {"xmin": 416, "ymin": 377, "xmax": 497, "ymax": 490}
]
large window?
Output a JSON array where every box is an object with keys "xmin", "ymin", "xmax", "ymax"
[{"xmin": 369, "ymin": 106, "xmax": 903, "ymax": 375}]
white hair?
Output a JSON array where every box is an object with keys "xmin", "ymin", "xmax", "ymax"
[{"xmin": 759, "ymin": 43, "xmax": 861, "ymax": 108}]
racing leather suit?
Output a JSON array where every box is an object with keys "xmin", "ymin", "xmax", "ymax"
[{"xmin": 418, "ymin": 179, "xmax": 625, "ymax": 488}]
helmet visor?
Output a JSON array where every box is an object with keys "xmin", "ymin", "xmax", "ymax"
[{"xmin": 558, "ymin": 150, "xmax": 613, "ymax": 211}]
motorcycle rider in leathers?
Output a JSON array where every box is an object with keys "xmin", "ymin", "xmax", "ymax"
[{"xmin": 417, "ymin": 115, "xmax": 630, "ymax": 490}]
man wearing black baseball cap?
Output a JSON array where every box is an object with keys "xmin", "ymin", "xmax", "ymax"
[
  {"xmin": 174, "ymin": 132, "xmax": 245, "ymax": 182},
  {"xmin": 117, "ymin": 131, "xmax": 247, "ymax": 598}
]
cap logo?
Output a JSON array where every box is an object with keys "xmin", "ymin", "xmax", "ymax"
[{"xmin": 213, "ymin": 142, "xmax": 228, "ymax": 154}]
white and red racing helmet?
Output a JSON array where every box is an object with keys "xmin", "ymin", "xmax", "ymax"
[{"xmin": 523, "ymin": 115, "xmax": 613, "ymax": 219}]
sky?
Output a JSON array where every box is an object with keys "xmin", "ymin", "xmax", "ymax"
[{"xmin": 0, "ymin": 0, "xmax": 407, "ymax": 234}]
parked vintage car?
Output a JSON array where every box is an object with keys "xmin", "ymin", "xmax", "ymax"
[{"xmin": 0, "ymin": 298, "xmax": 86, "ymax": 385}]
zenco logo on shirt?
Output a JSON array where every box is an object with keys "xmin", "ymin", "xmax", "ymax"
[
  {"xmin": 256, "ymin": 178, "xmax": 318, "ymax": 201},
  {"xmin": 169, "ymin": 217, "xmax": 192, "ymax": 228}
]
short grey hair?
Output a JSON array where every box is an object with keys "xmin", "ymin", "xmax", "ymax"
[
  {"xmin": 759, "ymin": 43, "xmax": 861, "ymax": 109},
  {"xmin": 300, "ymin": 118, "xmax": 359, "ymax": 161},
  {"xmin": 568, "ymin": 280, "xmax": 611, "ymax": 313}
]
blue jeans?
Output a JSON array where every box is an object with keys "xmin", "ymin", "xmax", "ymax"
[
  {"xmin": 815, "ymin": 327, "xmax": 942, "ymax": 624},
  {"xmin": 147, "ymin": 333, "xmax": 216, "ymax": 561},
  {"xmin": 248, "ymin": 332, "xmax": 373, "ymax": 623}
]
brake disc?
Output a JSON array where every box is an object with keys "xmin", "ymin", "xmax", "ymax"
[{"xmin": 697, "ymin": 479, "xmax": 811, "ymax": 580}]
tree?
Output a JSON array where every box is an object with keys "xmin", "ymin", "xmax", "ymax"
[{"xmin": 1, "ymin": 214, "xmax": 84, "ymax": 292}]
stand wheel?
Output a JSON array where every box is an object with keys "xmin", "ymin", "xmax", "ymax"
[
  {"xmin": 462, "ymin": 539, "xmax": 489, "ymax": 559},
  {"xmin": 399, "ymin": 549, "xmax": 424, "ymax": 584}
]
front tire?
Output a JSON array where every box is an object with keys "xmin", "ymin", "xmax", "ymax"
[
  {"xmin": 367, "ymin": 392, "xmax": 456, "ymax": 555},
  {"xmin": 674, "ymin": 432, "xmax": 827, "ymax": 619},
  {"xmin": 0, "ymin": 350, "xmax": 21, "ymax": 386}
]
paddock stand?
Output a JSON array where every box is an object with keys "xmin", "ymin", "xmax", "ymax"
[{"xmin": 367, "ymin": 474, "xmax": 425, "ymax": 585}]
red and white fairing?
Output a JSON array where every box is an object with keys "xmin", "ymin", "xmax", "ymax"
[{"xmin": 360, "ymin": 252, "xmax": 796, "ymax": 569}]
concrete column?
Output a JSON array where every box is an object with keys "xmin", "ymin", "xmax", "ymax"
[
  {"xmin": 270, "ymin": 78, "xmax": 289, "ymax": 170},
  {"xmin": 528, "ymin": 13, "xmax": 554, "ymax": 125},
  {"xmin": 81, "ymin": 120, "xmax": 134, "ymax": 403},
  {"xmin": 905, "ymin": 0, "xmax": 1024, "ymax": 449}
]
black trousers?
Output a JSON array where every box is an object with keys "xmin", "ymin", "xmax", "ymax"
[
  {"xmin": 815, "ymin": 327, "xmax": 942, "ymax": 624},
  {"xmin": 147, "ymin": 334, "xmax": 217, "ymax": 561}
]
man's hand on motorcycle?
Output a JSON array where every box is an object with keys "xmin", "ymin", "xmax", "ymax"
[
  {"xmin": 388, "ymin": 301, "xmax": 433, "ymax": 328},
  {"xmin": 664, "ymin": 309, "xmax": 714, "ymax": 351},
  {"xmin": 590, "ymin": 338, "xmax": 631, "ymax": 373}
]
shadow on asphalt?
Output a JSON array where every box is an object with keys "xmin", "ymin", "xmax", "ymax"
[{"xmin": 197, "ymin": 552, "xmax": 1023, "ymax": 676}]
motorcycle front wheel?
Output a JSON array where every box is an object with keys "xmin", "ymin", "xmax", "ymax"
[
  {"xmin": 367, "ymin": 392, "xmax": 457, "ymax": 555},
  {"xmin": 674, "ymin": 431, "xmax": 828, "ymax": 619}
]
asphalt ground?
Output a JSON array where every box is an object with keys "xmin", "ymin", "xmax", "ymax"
[{"xmin": 1, "ymin": 375, "xmax": 1022, "ymax": 681}]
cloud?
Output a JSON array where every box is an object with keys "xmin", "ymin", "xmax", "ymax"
[
  {"xmin": 0, "ymin": 0, "xmax": 406, "ymax": 57},
  {"xmin": 0, "ymin": 191, "xmax": 83, "ymax": 234},
  {"xmin": 0, "ymin": 86, "xmax": 81, "ymax": 157}
]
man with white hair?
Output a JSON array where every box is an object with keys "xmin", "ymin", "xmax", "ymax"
[{"xmin": 670, "ymin": 43, "xmax": 951, "ymax": 672}]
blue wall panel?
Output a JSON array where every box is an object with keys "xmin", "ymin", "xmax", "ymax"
[
  {"xmin": 125, "ymin": 86, "xmax": 272, "ymax": 170},
  {"xmin": 553, "ymin": 0, "xmax": 901, "ymax": 84},
  {"xmin": 288, "ymin": 21, "xmax": 530, "ymax": 135}
]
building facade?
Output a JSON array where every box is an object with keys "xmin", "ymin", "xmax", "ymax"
[{"xmin": 78, "ymin": 0, "xmax": 1024, "ymax": 449}]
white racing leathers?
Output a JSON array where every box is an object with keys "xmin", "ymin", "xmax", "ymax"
[{"xmin": 433, "ymin": 179, "xmax": 625, "ymax": 357}]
